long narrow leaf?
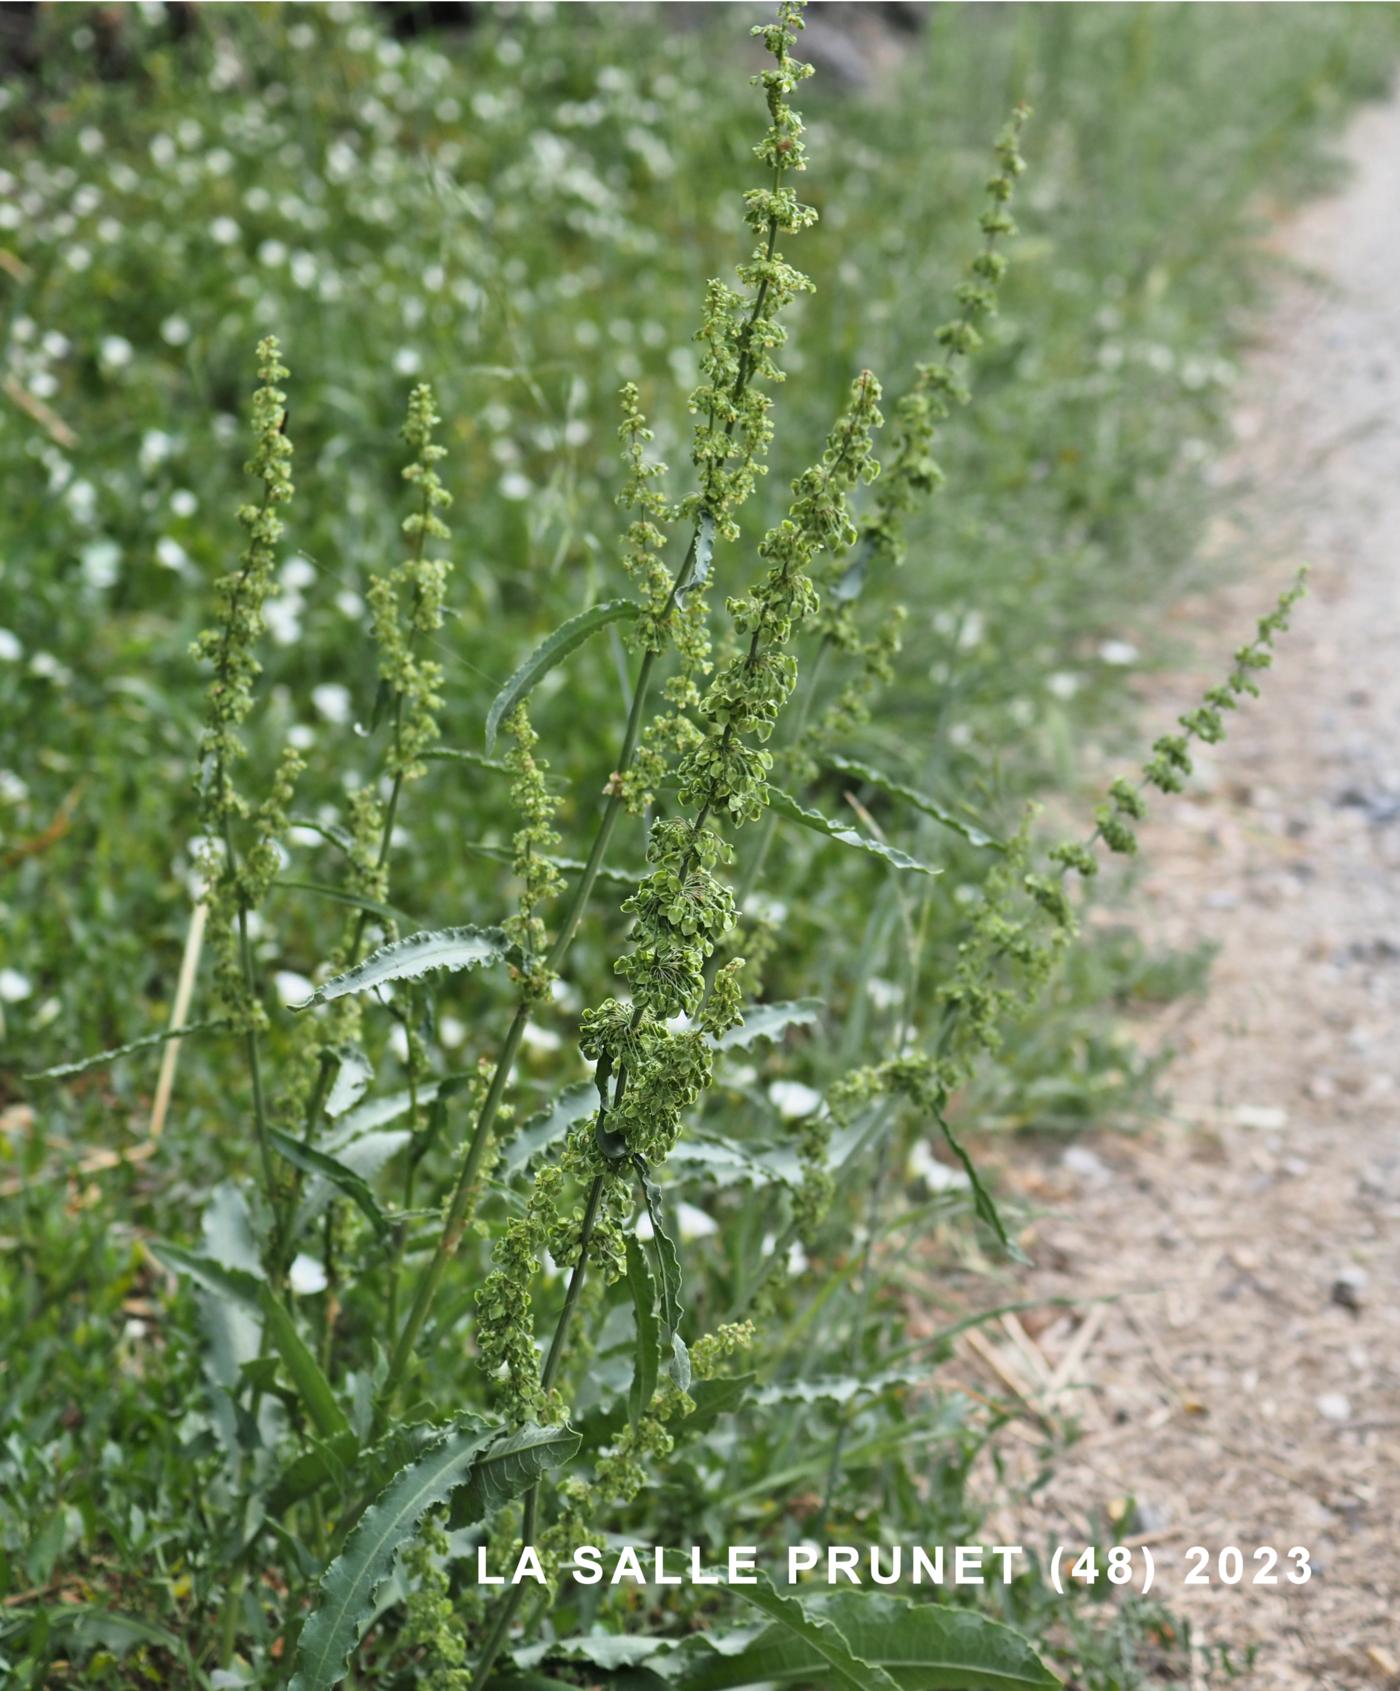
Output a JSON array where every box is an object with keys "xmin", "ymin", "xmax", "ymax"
[
  {"xmin": 637, "ymin": 1171, "xmax": 689, "ymax": 1392},
  {"xmin": 765, "ymin": 788, "xmax": 940, "ymax": 876},
  {"xmin": 826, "ymin": 754, "xmax": 1001, "ymax": 850},
  {"xmin": 288, "ymin": 1421, "xmax": 498, "ymax": 1691},
  {"xmin": 463, "ymin": 840, "xmax": 641, "ymax": 889},
  {"xmin": 274, "ymin": 878, "xmax": 414, "ymax": 929},
  {"xmin": 498, "ymin": 1081, "xmax": 596, "ymax": 1179},
  {"xmin": 486, "ymin": 599, "xmax": 640, "ymax": 751},
  {"xmin": 290, "ymin": 925, "xmax": 513, "ymax": 1009},
  {"xmin": 424, "ymin": 745, "xmax": 512, "ymax": 773},
  {"xmin": 25, "ymin": 1018, "xmax": 227, "ymax": 1081},
  {"xmin": 931, "ymin": 1101, "xmax": 1025, "ymax": 1262},
  {"xmin": 269, "ymin": 1128, "xmax": 392, "ymax": 1242},
  {"xmin": 625, "ymin": 1235, "xmax": 660, "ymax": 1430}
]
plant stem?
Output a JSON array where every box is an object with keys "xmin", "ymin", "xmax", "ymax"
[
  {"xmin": 376, "ymin": 551, "xmax": 681, "ymax": 1418},
  {"xmin": 224, "ymin": 808, "xmax": 285, "ymax": 1267},
  {"xmin": 380, "ymin": 177, "xmax": 792, "ymax": 1417}
]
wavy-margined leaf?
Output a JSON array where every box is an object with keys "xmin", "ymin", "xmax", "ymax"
[
  {"xmin": 637, "ymin": 1171, "xmax": 689, "ymax": 1392},
  {"xmin": 931, "ymin": 1100, "xmax": 1025, "ymax": 1263},
  {"xmin": 290, "ymin": 925, "xmax": 513, "ymax": 1009},
  {"xmin": 268, "ymin": 1417, "xmax": 474, "ymax": 1518},
  {"xmin": 325, "ymin": 1046, "xmax": 374, "ymax": 1118},
  {"xmin": 712, "ymin": 998, "xmax": 823, "ymax": 1052},
  {"xmin": 498, "ymin": 1081, "xmax": 596, "ymax": 1179},
  {"xmin": 749, "ymin": 1369, "xmax": 920, "ymax": 1408},
  {"xmin": 765, "ymin": 789, "xmax": 940, "ymax": 877},
  {"xmin": 826, "ymin": 755, "xmax": 1002, "ymax": 851},
  {"xmin": 664, "ymin": 1135, "xmax": 792, "ymax": 1191},
  {"xmin": 269, "ymin": 1129, "xmax": 392, "ymax": 1243},
  {"xmin": 485, "ymin": 599, "xmax": 640, "ymax": 751},
  {"xmin": 24, "ymin": 1018, "xmax": 227, "ymax": 1081},
  {"xmin": 669, "ymin": 1588, "xmax": 1059, "ymax": 1690},
  {"xmin": 675, "ymin": 510, "xmax": 716, "ymax": 606},
  {"xmin": 444, "ymin": 1420, "xmax": 582, "ymax": 1529},
  {"xmin": 729, "ymin": 1575, "xmax": 900, "ymax": 1691},
  {"xmin": 288, "ymin": 1421, "xmax": 496, "ymax": 1691},
  {"xmin": 150, "ymin": 1243, "xmax": 349, "ymax": 1441},
  {"xmin": 424, "ymin": 745, "xmax": 512, "ymax": 774},
  {"xmin": 463, "ymin": 839, "xmax": 642, "ymax": 889},
  {"xmin": 625, "ymin": 1235, "xmax": 659, "ymax": 1431}
]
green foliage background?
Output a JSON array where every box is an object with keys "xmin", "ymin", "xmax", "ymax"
[{"xmin": 1, "ymin": 3, "xmax": 1396, "ymax": 1686}]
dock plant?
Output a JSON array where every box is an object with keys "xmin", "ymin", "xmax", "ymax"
[{"xmin": 17, "ymin": 6, "xmax": 1312, "ymax": 1689}]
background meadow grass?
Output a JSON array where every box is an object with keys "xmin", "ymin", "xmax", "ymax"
[{"xmin": 2, "ymin": 4, "xmax": 1397, "ymax": 1685}]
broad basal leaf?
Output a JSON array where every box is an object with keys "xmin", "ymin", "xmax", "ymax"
[
  {"xmin": 485, "ymin": 598, "xmax": 640, "ymax": 751},
  {"xmin": 729, "ymin": 1575, "xmax": 900, "ymax": 1691},
  {"xmin": 290, "ymin": 925, "xmax": 513, "ymax": 1008},
  {"xmin": 765, "ymin": 789, "xmax": 940, "ymax": 876},
  {"xmin": 669, "ymin": 1588, "xmax": 1059, "ymax": 1690},
  {"xmin": 826, "ymin": 755, "xmax": 1001, "ymax": 850}
]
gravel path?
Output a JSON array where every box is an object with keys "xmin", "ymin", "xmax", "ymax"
[{"xmin": 964, "ymin": 95, "xmax": 1400, "ymax": 1688}]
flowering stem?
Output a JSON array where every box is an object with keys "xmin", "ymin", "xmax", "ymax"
[
  {"xmin": 378, "ymin": 523, "xmax": 703, "ymax": 1418},
  {"xmin": 471, "ymin": 1172, "xmax": 606, "ymax": 1683}
]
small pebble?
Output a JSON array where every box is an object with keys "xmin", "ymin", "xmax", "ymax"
[
  {"xmin": 1316, "ymin": 1392, "xmax": 1351, "ymax": 1422},
  {"xmin": 1062, "ymin": 1144, "xmax": 1111, "ymax": 1186},
  {"xmin": 1235, "ymin": 1104, "xmax": 1288, "ymax": 1130}
]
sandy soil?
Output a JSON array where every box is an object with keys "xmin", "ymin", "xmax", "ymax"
[{"xmin": 958, "ymin": 95, "xmax": 1400, "ymax": 1689}]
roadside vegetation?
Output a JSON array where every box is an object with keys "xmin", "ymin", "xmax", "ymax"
[{"xmin": 1, "ymin": 4, "xmax": 1395, "ymax": 1686}]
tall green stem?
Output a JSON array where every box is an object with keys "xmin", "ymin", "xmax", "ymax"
[{"xmin": 382, "ymin": 143, "xmax": 798, "ymax": 1419}]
